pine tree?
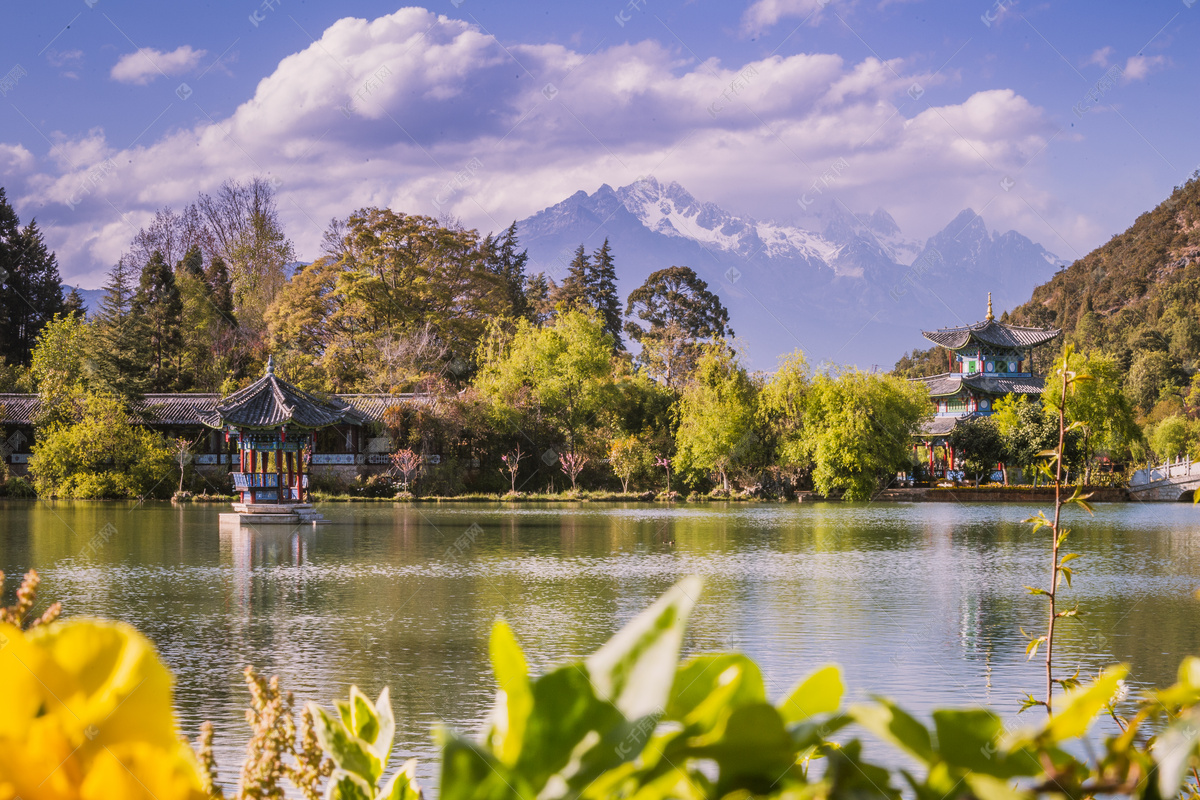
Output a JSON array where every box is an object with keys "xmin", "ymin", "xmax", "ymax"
[
  {"xmin": 178, "ymin": 243, "xmax": 205, "ymax": 278},
  {"xmin": 586, "ymin": 238, "xmax": 623, "ymax": 350},
  {"xmin": 0, "ymin": 190, "xmax": 65, "ymax": 365},
  {"xmin": 485, "ymin": 221, "xmax": 531, "ymax": 320},
  {"xmin": 62, "ymin": 287, "xmax": 86, "ymax": 320},
  {"xmin": 205, "ymin": 255, "xmax": 236, "ymax": 325},
  {"xmin": 551, "ymin": 244, "xmax": 589, "ymax": 311},
  {"xmin": 133, "ymin": 250, "xmax": 184, "ymax": 390},
  {"xmin": 525, "ymin": 272, "xmax": 552, "ymax": 325},
  {"xmin": 94, "ymin": 258, "xmax": 150, "ymax": 399}
]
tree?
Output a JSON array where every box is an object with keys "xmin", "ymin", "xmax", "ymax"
[
  {"xmin": 0, "ymin": 190, "xmax": 65, "ymax": 366},
  {"xmin": 948, "ymin": 417, "xmax": 1004, "ymax": 486},
  {"xmin": 674, "ymin": 345, "xmax": 758, "ymax": 493},
  {"xmin": 133, "ymin": 250, "xmax": 184, "ymax": 390},
  {"xmin": 559, "ymin": 451, "xmax": 588, "ymax": 491},
  {"xmin": 484, "ymin": 221, "xmax": 531, "ymax": 321},
  {"xmin": 587, "ymin": 239, "xmax": 623, "ymax": 350},
  {"xmin": 93, "ymin": 258, "xmax": 150, "ymax": 399},
  {"xmin": 608, "ymin": 435, "xmax": 652, "ymax": 493},
  {"xmin": 1042, "ymin": 351, "xmax": 1140, "ymax": 480},
  {"xmin": 800, "ymin": 369, "xmax": 930, "ymax": 500},
  {"xmin": 1125, "ymin": 350, "xmax": 1183, "ymax": 413},
  {"xmin": 475, "ymin": 309, "xmax": 618, "ymax": 459},
  {"xmin": 625, "ymin": 266, "xmax": 732, "ymax": 388},
  {"xmin": 391, "ymin": 448, "xmax": 422, "ymax": 492},
  {"xmin": 28, "ymin": 393, "xmax": 175, "ymax": 499},
  {"xmin": 1149, "ymin": 415, "xmax": 1190, "ymax": 461},
  {"xmin": 62, "ymin": 287, "xmax": 86, "ymax": 320},
  {"xmin": 759, "ymin": 350, "xmax": 811, "ymax": 467},
  {"xmin": 524, "ymin": 272, "xmax": 552, "ymax": 325},
  {"xmin": 993, "ymin": 394, "xmax": 1084, "ymax": 484},
  {"xmin": 29, "ymin": 313, "xmax": 89, "ymax": 426},
  {"xmin": 500, "ymin": 445, "xmax": 525, "ymax": 494},
  {"xmin": 550, "ymin": 245, "xmax": 589, "ymax": 311}
]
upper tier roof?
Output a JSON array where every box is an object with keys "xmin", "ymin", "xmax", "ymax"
[
  {"xmin": 922, "ymin": 318, "xmax": 1060, "ymax": 350},
  {"xmin": 200, "ymin": 359, "xmax": 366, "ymax": 430},
  {"xmin": 913, "ymin": 373, "xmax": 1046, "ymax": 398}
]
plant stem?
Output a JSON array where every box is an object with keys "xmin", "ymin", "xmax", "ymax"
[{"xmin": 1046, "ymin": 357, "xmax": 1069, "ymax": 717}]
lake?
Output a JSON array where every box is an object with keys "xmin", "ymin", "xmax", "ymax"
[{"xmin": 2, "ymin": 499, "xmax": 1198, "ymax": 792}]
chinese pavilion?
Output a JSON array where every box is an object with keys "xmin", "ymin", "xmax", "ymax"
[
  {"xmin": 911, "ymin": 294, "xmax": 1059, "ymax": 476},
  {"xmin": 201, "ymin": 358, "xmax": 365, "ymax": 524}
]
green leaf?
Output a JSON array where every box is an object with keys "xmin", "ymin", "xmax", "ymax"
[
  {"xmin": 682, "ymin": 702, "xmax": 798, "ymax": 779},
  {"xmin": 349, "ymin": 686, "xmax": 381, "ymax": 745},
  {"xmin": 326, "ymin": 770, "xmax": 374, "ymax": 800},
  {"xmin": 1046, "ymin": 665, "xmax": 1128, "ymax": 741},
  {"xmin": 1157, "ymin": 706, "xmax": 1200, "ymax": 798},
  {"xmin": 381, "ymin": 758, "xmax": 423, "ymax": 800},
  {"xmin": 488, "ymin": 620, "xmax": 533, "ymax": 766},
  {"xmin": 666, "ymin": 654, "xmax": 765, "ymax": 728},
  {"xmin": 437, "ymin": 729, "xmax": 525, "ymax": 800},
  {"xmin": 1024, "ymin": 586, "xmax": 1049, "ymax": 596},
  {"xmin": 309, "ymin": 702, "xmax": 384, "ymax": 786},
  {"xmin": 850, "ymin": 700, "xmax": 935, "ymax": 765},
  {"xmin": 371, "ymin": 687, "xmax": 396, "ymax": 767},
  {"xmin": 586, "ymin": 575, "xmax": 701, "ymax": 720},
  {"xmin": 932, "ymin": 708, "xmax": 1039, "ymax": 778},
  {"xmin": 778, "ymin": 665, "xmax": 843, "ymax": 726},
  {"xmin": 1059, "ymin": 553, "xmax": 1082, "ymax": 565}
]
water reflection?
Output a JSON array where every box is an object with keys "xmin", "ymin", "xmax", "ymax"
[{"xmin": 1, "ymin": 499, "xmax": 1198, "ymax": 794}]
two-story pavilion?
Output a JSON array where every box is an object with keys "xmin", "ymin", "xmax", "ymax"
[{"xmin": 911, "ymin": 294, "xmax": 1059, "ymax": 475}]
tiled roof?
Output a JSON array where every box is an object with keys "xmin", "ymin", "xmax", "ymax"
[
  {"xmin": 920, "ymin": 416, "xmax": 968, "ymax": 436},
  {"xmin": 201, "ymin": 362, "xmax": 367, "ymax": 430},
  {"xmin": 912, "ymin": 373, "xmax": 1045, "ymax": 398},
  {"xmin": 0, "ymin": 389, "xmax": 425, "ymax": 428},
  {"xmin": 922, "ymin": 318, "xmax": 1060, "ymax": 350}
]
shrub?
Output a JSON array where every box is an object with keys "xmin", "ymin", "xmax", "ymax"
[
  {"xmin": 1, "ymin": 475, "xmax": 35, "ymax": 498},
  {"xmin": 28, "ymin": 393, "xmax": 176, "ymax": 499}
]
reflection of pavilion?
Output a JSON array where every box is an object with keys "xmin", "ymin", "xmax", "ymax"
[
  {"xmin": 222, "ymin": 524, "xmax": 316, "ymax": 610},
  {"xmin": 204, "ymin": 358, "xmax": 364, "ymax": 526}
]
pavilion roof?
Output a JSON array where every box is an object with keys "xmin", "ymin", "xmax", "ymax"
[
  {"xmin": 200, "ymin": 360, "xmax": 366, "ymax": 430},
  {"xmin": 922, "ymin": 318, "xmax": 1060, "ymax": 350},
  {"xmin": 913, "ymin": 373, "xmax": 1045, "ymax": 398}
]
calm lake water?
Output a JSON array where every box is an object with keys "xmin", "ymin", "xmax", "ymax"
[{"xmin": 2, "ymin": 499, "xmax": 1199, "ymax": 791}]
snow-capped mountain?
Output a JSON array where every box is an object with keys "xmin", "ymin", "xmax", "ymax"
[{"xmin": 516, "ymin": 178, "xmax": 1066, "ymax": 369}]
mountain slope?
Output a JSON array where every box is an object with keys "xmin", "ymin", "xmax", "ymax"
[{"xmin": 518, "ymin": 178, "xmax": 1064, "ymax": 370}]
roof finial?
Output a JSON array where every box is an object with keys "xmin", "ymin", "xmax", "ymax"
[
  {"xmin": 266, "ymin": 355, "xmax": 275, "ymax": 376},
  {"xmin": 986, "ymin": 292, "xmax": 994, "ymax": 321}
]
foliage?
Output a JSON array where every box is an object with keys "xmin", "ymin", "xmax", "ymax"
[
  {"xmin": 1042, "ymin": 351, "xmax": 1140, "ymax": 474},
  {"xmin": 608, "ymin": 435, "xmax": 653, "ymax": 493},
  {"xmin": 758, "ymin": 350, "xmax": 811, "ymax": 467},
  {"xmin": 133, "ymin": 250, "xmax": 185, "ymax": 391},
  {"xmin": 29, "ymin": 393, "xmax": 176, "ymax": 499},
  {"xmin": 948, "ymin": 416, "xmax": 1005, "ymax": 486},
  {"xmin": 674, "ymin": 345, "xmax": 758, "ymax": 492},
  {"xmin": 1149, "ymin": 415, "xmax": 1191, "ymax": 460},
  {"xmin": 28, "ymin": 312, "xmax": 89, "ymax": 425},
  {"xmin": 800, "ymin": 368, "xmax": 930, "ymax": 500},
  {"xmin": 0, "ymin": 188, "xmax": 65, "ymax": 367},
  {"xmin": 890, "ymin": 345, "xmax": 947, "ymax": 378},
  {"xmin": 0, "ymin": 617, "xmax": 209, "ymax": 799},
  {"xmin": 92, "ymin": 257, "xmax": 150, "ymax": 399},
  {"xmin": 993, "ymin": 394, "xmax": 1084, "ymax": 483},
  {"xmin": 308, "ymin": 687, "xmax": 420, "ymax": 800},
  {"xmin": 624, "ymin": 266, "xmax": 732, "ymax": 388}
]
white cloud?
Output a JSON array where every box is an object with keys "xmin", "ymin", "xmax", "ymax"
[
  {"xmin": 110, "ymin": 45, "xmax": 207, "ymax": 85},
  {"xmin": 741, "ymin": 0, "xmax": 829, "ymax": 33},
  {"xmin": 1122, "ymin": 54, "xmax": 1166, "ymax": 83},
  {"xmin": 4, "ymin": 7, "xmax": 1071, "ymax": 286},
  {"xmin": 1084, "ymin": 46, "xmax": 1114, "ymax": 68}
]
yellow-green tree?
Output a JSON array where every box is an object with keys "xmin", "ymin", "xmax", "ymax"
[
  {"xmin": 674, "ymin": 345, "xmax": 758, "ymax": 493},
  {"xmin": 1041, "ymin": 350, "xmax": 1140, "ymax": 480},
  {"xmin": 758, "ymin": 350, "xmax": 811, "ymax": 468}
]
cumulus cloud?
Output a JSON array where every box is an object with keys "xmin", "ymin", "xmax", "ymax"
[
  {"xmin": 1122, "ymin": 54, "xmax": 1166, "ymax": 82},
  {"xmin": 110, "ymin": 45, "xmax": 207, "ymax": 85},
  {"xmin": 4, "ymin": 7, "xmax": 1069, "ymax": 286},
  {"xmin": 1084, "ymin": 46, "xmax": 1114, "ymax": 68},
  {"xmin": 741, "ymin": 0, "xmax": 829, "ymax": 33}
]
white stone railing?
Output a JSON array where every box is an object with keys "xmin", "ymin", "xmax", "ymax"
[{"xmin": 1131, "ymin": 456, "xmax": 1197, "ymax": 486}]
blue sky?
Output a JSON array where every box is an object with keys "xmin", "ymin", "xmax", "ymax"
[{"xmin": 1, "ymin": 0, "xmax": 1196, "ymax": 287}]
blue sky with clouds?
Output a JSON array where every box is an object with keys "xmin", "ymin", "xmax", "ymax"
[{"xmin": 1, "ymin": 0, "xmax": 1196, "ymax": 287}]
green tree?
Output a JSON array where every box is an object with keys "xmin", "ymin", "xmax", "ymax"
[
  {"xmin": 758, "ymin": 350, "xmax": 811, "ymax": 467},
  {"xmin": 61, "ymin": 287, "xmax": 86, "ymax": 320},
  {"xmin": 0, "ymin": 189, "xmax": 65, "ymax": 366},
  {"xmin": 28, "ymin": 313, "xmax": 89, "ymax": 426},
  {"xmin": 133, "ymin": 250, "xmax": 184, "ymax": 390},
  {"xmin": 475, "ymin": 309, "xmax": 618, "ymax": 461},
  {"xmin": 608, "ymin": 434, "xmax": 653, "ymax": 493},
  {"xmin": 1149, "ymin": 415, "xmax": 1190, "ymax": 460},
  {"xmin": 993, "ymin": 393, "xmax": 1084, "ymax": 484},
  {"xmin": 800, "ymin": 369, "xmax": 929, "ymax": 500},
  {"xmin": 674, "ymin": 345, "xmax": 758, "ymax": 493},
  {"xmin": 587, "ymin": 239, "xmax": 623, "ymax": 350},
  {"xmin": 28, "ymin": 392, "xmax": 175, "ymax": 499},
  {"xmin": 1042, "ymin": 351, "xmax": 1140, "ymax": 479},
  {"xmin": 1125, "ymin": 350, "xmax": 1183, "ymax": 413},
  {"xmin": 93, "ymin": 258, "xmax": 150, "ymax": 400},
  {"xmin": 948, "ymin": 416, "xmax": 1004, "ymax": 486},
  {"xmin": 483, "ymin": 221, "xmax": 531, "ymax": 321},
  {"xmin": 550, "ymin": 245, "xmax": 590, "ymax": 311},
  {"xmin": 624, "ymin": 266, "xmax": 731, "ymax": 388},
  {"xmin": 524, "ymin": 272, "xmax": 552, "ymax": 325}
]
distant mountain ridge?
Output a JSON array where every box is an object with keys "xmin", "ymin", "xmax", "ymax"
[{"xmin": 518, "ymin": 177, "xmax": 1066, "ymax": 369}]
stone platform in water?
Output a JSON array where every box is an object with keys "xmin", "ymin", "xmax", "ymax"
[{"xmin": 219, "ymin": 503, "xmax": 328, "ymax": 527}]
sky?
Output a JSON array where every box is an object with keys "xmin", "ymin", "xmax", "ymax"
[{"xmin": 1, "ymin": 0, "xmax": 1197, "ymax": 289}]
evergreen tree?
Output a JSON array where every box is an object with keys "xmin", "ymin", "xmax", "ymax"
[
  {"xmin": 0, "ymin": 190, "xmax": 65, "ymax": 365},
  {"xmin": 205, "ymin": 255, "xmax": 236, "ymax": 326},
  {"xmin": 62, "ymin": 287, "xmax": 86, "ymax": 320},
  {"xmin": 178, "ymin": 243, "xmax": 205, "ymax": 278},
  {"xmin": 485, "ymin": 222, "xmax": 531, "ymax": 320},
  {"xmin": 133, "ymin": 250, "xmax": 184, "ymax": 390},
  {"xmin": 93, "ymin": 259, "xmax": 149, "ymax": 399},
  {"xmin": 586, "ymin": 238, "xmax": 623, "ymax": 350},
  {"xmin": 525, "ymin": 272, "xmax": 552, "ymax": 325},
  {"xmin": 550, "ymin": 245, "xmax": 589, "ymax": 311}
]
